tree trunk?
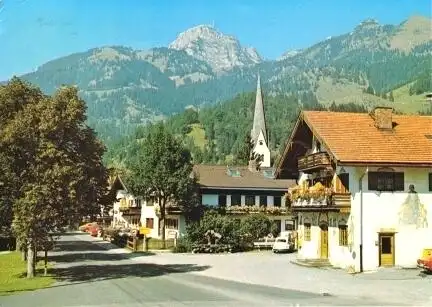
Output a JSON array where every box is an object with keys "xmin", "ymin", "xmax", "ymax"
[
  {"xmin": 27, "ymin": 242, "xmax": 35, "ymax": 278},
  {"xmin": 16, "ymin": 237, "xmax": 21, "ymax": 252},
  {"xmin": 21, "ymin": 239, "xmax": 27, "ymax": 261},
  {"xmin": 33, "ymin": 244, "xmax": 37, "ymax": 266},
  {"xmin": 160, "ymin": 198, "xmax": 166, "ymax": 249},
  {"xmin": 44, "ymin": 250, "xmax": 48, "ymax": 276}
]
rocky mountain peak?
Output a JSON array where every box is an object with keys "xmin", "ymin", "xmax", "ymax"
[
  {"xmin": 168, "ymin": 24, "xmax": 262, "ymax": 72},
  {"xmin": 355, "ymin": 18, "xmax": 381, "ymax": 31}
]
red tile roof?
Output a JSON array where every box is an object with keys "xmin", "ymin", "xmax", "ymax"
[{"xmin": 302, "ymin": 111, "xmax": 432, "ymax": 165}]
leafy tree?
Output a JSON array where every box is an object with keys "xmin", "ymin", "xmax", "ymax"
[
  {"xmin": 389, "ymin": 91, "xmax": 395, "ymax": 102},
  {"xmin": 240, "ymin": 214, "xmax": 272, "ymax": 240},
  {"xmin": 0, "ymin": 79, "xmax": 110, "ymax": 277},
  {"xmin": 125, "ymin": 123, "xmax": 196, "ymax": 247}
]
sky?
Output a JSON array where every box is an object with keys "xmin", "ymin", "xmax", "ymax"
[{"xmin": 0, "ymin": 0, "xmax": 430, "ymax": 80}]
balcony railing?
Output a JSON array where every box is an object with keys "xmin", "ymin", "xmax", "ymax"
[
  {"xmin": 120, "ymin": 207, "xmax": 141, "ymax": 216},
  {"xmin": 297, "ymin": 152, "xmax": 331, "ymax": 172},
  {"xmin": 291, "ymin": 192, "xmax": 351, "ymax": 212},
  {"xmin": 226, "ymin": 205, "xmax": 290, "ymax": 215}
]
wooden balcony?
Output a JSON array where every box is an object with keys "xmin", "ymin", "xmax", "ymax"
[
  {"xmin": 330, "ymin": 193, "xmax": 351, "ymax": 213},
  {"xmin": 297, "ymin": 152, "xmax": 331, "ymax": 172},
  {"xmin": 291, "ymin": 193, "xmax": 351, "ymax": 212},
  {"xmin": 120, "ymin": 207, "xmax": 141, "ymax": 216}
]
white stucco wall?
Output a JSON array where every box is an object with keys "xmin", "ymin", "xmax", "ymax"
[
  {"xmin": 297, "ymin": 212, "xmax": 353, "ymax": 268},
  {"xmin": 252, "ymin": 130, "xmax": 271, "ymax": 167},
  {"xmin": 296, "ymin": 166, "xmax": 432, "ymax": 272},
  {"xmin": 351, "ymin": 166, "xmax": 432, "ymax": 271},
  {"xmin": 112, "ymin": 190, "xmax": 137, "ymax": 229}
]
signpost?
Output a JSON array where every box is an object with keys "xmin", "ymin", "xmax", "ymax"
[
  {"xmin": 139, "ymin": 227, "xmax": 151, "ymax": 252},
  {"xmin": 139, "ymin": 227, "xmax": 151, "ymax": 235}
]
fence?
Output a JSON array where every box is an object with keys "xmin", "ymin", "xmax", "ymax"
[{"xmin": 126, "ymin": 236, "xmax": 175, "ymax": 252}]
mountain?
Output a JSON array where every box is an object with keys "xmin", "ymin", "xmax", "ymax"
[
  {"xmin": 11, "ymin": 16, "xmax": 432, "ymax": 145},
  {"xmin": 168, "ymin": 25, "xmax": 262, "ymax": 72}
]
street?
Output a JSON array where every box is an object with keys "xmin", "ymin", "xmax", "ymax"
[{"xmin": 0, "ymin": 233, "xmax": 430, "ymax": 307}]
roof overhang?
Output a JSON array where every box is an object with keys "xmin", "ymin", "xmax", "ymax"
[
  {"xmin": 275, "ymin": 111, "xmax": 339, "ymax": 177},
  {"xmin": 338, "ymin": 161, "xmax": 432, "ymax": 168}
]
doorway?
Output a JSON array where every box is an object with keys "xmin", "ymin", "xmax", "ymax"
[
  {"xmin": 320, "ymin": 224, "xmax": 328, "ymax": 259},
  {"xmin": 379, "ymin": 233, "xmax": 395, "ymax": 267}
]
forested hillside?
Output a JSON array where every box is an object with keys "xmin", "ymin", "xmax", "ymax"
[
  {"xmin": 10, "ymin": 16, "xmax": 430, "ymax": 146},
  {"xmin": 104, "ymin": 91, "xmax": 372, "ymax": 169}
]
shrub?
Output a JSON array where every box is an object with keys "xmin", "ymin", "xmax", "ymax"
[
  {"xmin": 240, "ymin": 213, "xmax": 272, "ymax": 241},
  {"xmin": 172, "ymin": 237, "xmax": 192, "ymax": 253}
]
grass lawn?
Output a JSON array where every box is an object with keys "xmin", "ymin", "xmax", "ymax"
[{"xmin": 0, "ymin": 252, "xmax": 55, "ymax": 296}]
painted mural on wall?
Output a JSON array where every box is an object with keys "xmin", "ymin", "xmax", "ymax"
[{"xmin": 398, "ymin": 185, "xmax": 428, "ymax": 229}]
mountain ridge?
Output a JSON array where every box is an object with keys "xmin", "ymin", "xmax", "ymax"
[{"xmin": 8, "ymin": 15, "xmax": 432, "ymax": 145}]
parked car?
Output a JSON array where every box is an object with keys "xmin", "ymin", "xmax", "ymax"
[
  {"xmin": 79, "ymin": 222, "xmax": 98, "ymax": 233},
  {"xmin": 417, "ymin": 248, "xmax": 432, "ymax": 272},
  {"xmin": 272, "ymin": 232, "xmax": 295, "ymax": 253}
]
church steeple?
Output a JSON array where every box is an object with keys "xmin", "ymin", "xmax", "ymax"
[
  {"xmin": 250, "ymin": 74, "xmax": 271, "ymax": 168},
  {"xmin": 251, "ymin": 74, "xmax": 267, "ymax": 145}
]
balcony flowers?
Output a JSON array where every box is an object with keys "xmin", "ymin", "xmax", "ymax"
[
  {"xmin": 289, "ymin": 182, "xmax": 332, "ymax": 203},
  {"xmin": 226, "ymin": 205, "xmax": 290, "ymax": 215}
]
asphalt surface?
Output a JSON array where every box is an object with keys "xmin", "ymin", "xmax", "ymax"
[{"xmin": 0, "ymin": 233, "xmax": 395, "ymax": 307}]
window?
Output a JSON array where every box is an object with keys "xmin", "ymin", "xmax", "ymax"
[
  {"xmin": 259, "ymin": 195, "xmax": 267, "ymax": 207},
  {"xmin": 429, "ymin": 173, "xmax": 432, "ymax": 192},
  {"xmin": 285, "ymin": 220, "xmax": 294, "ymax": 231},
  {"xmin": 231, "ymin": 194, "xmax": 241, "ymax": 206},
  {"xmin": 368, "ymin": 172, "xmax": 404, "ymax": 191},
  {"xmin": 338, "ymin": 173, "xmax": 350, "ymax": 193},
  {"xmin": 135, "ymin": 198, "xmax": 142, "ymax": 208},
  {"xmin": 166, "ymin": 218, "xmax": 178, "ymax": 229},
  {"xmin": 218, "ymin": 194, "xmax": 227, "ymax": 206},
  {"xmin": 128, "ymin": 199, "xmax": 134, "ymax": 207},
  {"xmin": 245, "ymin": 195, "xmax": 255, "ymax": 206},
  {"xmin": 146, "ymin": 218, "xmax": 154, "ymax": 229},
  {"xmin": 339, "ymin": 225, "xmax": 348, "ymax": 246},
  {"xmin": 304, "ymin": 223, "xmax": 311, "ymax": 241},
  {"xmin": 274, "ymin": 196, "xmax": 281, "ymax": 207}
]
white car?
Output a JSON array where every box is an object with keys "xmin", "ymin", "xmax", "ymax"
[{"xmin": 272, "ymin": 237, "xmax": 294, "ymax": 253}]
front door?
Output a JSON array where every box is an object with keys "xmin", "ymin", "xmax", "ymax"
[
  {"xmin": 320, "ymin": 224, "xmax": 328, "ymax": 259},
  {"xmin": 379, "ymin": 234, "xmax": 395, "ymax": 266}
]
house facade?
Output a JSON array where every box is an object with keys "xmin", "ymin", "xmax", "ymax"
[
  {"xmin": 194, "ymin": 164, "xmax": 296, "ymax": 234},
  {"xmin": 276, "ymin": 107, "xmax": 432, "ymax": 272},
  {"xmin": 109, "ymin": 176, "xmax": 186, "ymax": 239}
]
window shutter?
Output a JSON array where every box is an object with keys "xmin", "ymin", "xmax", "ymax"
[
  {"xmin": 429, "ymin": 173, "xmax": 432, "ymax": 192},
  {"xmin": 368, "ymin": 172, "xmax": 378, "ymax": 190},
  {"xmin": 394, "ymin": 173, "xmax": 404, "ymax": 191}
]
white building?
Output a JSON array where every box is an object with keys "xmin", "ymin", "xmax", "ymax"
[
  {"xmin": 194, "ymin": 164, "xmax": 296, "ymax": 233},
  {"xmin": 110, "ymin": 176, "xmax": 186, "ymax": 239},
  {"xmin": 276, "ymin": 107, "xmax": 432, "ymax": 272}
]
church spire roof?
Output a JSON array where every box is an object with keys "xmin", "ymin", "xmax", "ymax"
[{"xmin": 251, "ymin": 74, "xmax": 267, "ymax": 144}]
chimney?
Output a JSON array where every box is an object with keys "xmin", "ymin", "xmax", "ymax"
[{"xmin": 372, "ymin": 107, "xmax": 393, "ymax": 130}]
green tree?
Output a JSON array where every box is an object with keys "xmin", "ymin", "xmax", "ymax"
[
  {"xmin": 240, "ymin": 214, "xmax": 272, "ymax": 240},
  {"xmin": 0, "ymin": 79, "xmax": 110, "ymax": 277},
  {"xmin": 126, "ymin": 123, "xmax": 196, "ymax": 247},
  {"xmin": 389, "ymin": 91, "xmax": 395, "ymax": 102}
]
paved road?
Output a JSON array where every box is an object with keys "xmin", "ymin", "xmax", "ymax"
[{"xmin": 0, "ymin": 234, "xmax": 413, "ymax": 307}]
